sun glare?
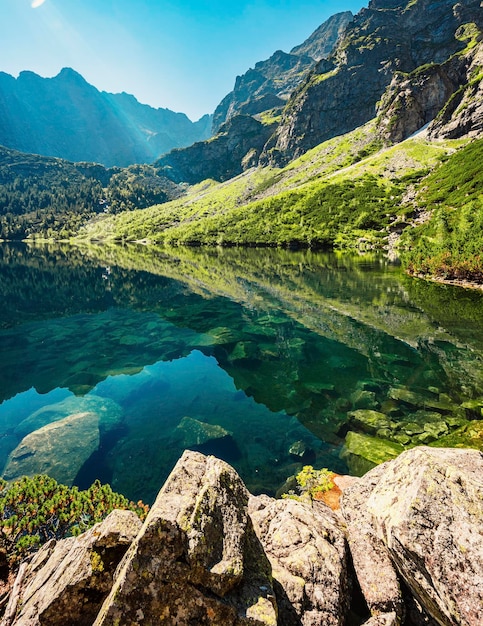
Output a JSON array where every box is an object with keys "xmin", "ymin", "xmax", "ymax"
[{"xmin": 31, "ymin": 0, "xmax": 47, "ymax": 8}]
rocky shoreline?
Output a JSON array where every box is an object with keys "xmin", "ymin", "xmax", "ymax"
[{"xmin": 1, "ymin": 446, "xmax": 482, "ymax": 625}]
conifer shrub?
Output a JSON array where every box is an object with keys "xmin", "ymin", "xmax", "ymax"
[
  {"xmin": 282, "ymin": 466, "xmax": 335, "ymax": 502},
  {"xmin": 0, "ymin": 475, "xmax": 149, "ymax": 565}
]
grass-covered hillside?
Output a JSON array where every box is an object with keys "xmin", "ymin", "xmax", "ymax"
[
  {"xmin": 79, "ymin": 123, "xmax": 482, "ymax": 282},
  {"xmin": 401, "ymin": 139, "xmax": 483, "ymax": 282}
]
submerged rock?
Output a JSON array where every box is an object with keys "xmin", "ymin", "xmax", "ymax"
[
  {"xmin": 13, "ymin": 395, "xmax": 123, "ymax": 439},
  {"xmin": 347, "ymin": 410, "xmax": 392, "ymax": 435},
  {"xmin": 340, "ymin": 431, "xmax": 405, "ymax": 476},
  {"xmin": 3, "ymin": 411, "xmax": 100, "ymax": 485},
  {"xmin": 288, "ymin": 439, "xmax": 314, "ymax": 461},
  {"xmin": 173, "ymin": 416, "xmax": 232, "ymax": 448},
  {"xmin": 94, "ymin": 451, "xmax": 277, "ymax": 625},
  {"xmin": 387, "ymin": 388, "xmax": 456, "ymax": 414},
  {"xmin": 2, "ymin": 510, "xmax": 141, "ymax": 626},
  {"xmin": 429, "ymin": 421, "xmax": 483, "ymax": 450}
]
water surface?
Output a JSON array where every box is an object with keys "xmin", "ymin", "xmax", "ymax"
[{"xmin": 0, "ymin": 243, "xmax": 482, "ymax": 502}]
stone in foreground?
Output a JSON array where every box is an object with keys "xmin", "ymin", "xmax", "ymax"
[
  {"xmin": 94, "ymin": 450, "xmax": 277, "ymax": 625},
  {"xmin": 249, "ymin": 494, "xmax": 350, "ymax": 626},
  {"xmin": 2, "ymin": 510, "xmax": 141, "ymax": 626},
  {"xmin": 342, "ymin": 447, "xmax": 483, "ymax": 626}
]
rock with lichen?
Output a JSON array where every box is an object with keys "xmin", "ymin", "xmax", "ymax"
[
  {"xmin": 1, "ymin": 510, "xmax": 141, "ymax": 626},
  {"xmin": 341, "ymin": 446, "xmax": 483, "ymax": 626},
  {"xmin": 94, "ymin": 451, "xmax": 277, "ymax": 625},
  {"xmin": 249, "ymin": 494, "xmax": 351, "ymax": 626}
]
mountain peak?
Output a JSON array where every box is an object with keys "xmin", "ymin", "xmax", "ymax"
[{"xmin": 212, "ymin": 11, "xmax": 353, "ymax": 132}]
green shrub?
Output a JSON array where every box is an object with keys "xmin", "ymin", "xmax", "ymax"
[
  {"xmin": 402, "ymin": 139, "xmax": 483, "ymax": 281},
  {"xmin": 0, "ymin": 475, "xmax": 149, "ymax": 564},
  {"xmin": 282, "ymin": 465, "xmax": 335, "ymax": 501}
]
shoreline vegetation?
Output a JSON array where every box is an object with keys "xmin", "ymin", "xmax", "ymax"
[{"xmin": 1, "ymin": 131, "xmax": 482, "ymax": 290}]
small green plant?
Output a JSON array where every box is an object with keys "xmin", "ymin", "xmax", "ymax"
[
  {"xmin": 283, "ymin": 465, "xmax": 335, "ymax": 502},
  {"xmin": 0, "ymin": 475, "xmax": 149, "ymax": 565}
]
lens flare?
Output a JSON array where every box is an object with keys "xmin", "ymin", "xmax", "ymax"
[{"xmin": 31, "ymin": 0, "xmax": 47, "ymax": 8}]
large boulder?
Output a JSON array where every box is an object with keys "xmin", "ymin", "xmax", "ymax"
[
  {"xmin": 3, "ymin": 411, "xmax": 100, "ymax": 486},
  {"xmin": 249, "ymin": 494, "xmax": 351, "ymax": 626},
  {"xmin": 341, "ymin": 447, "xmax": 483, "ymax": 626},
  {"xmin": 1, "ymin": 510, "xmax": 141, "ymax": 626},
  {"xmin": 339, "ymin": 463, "xmax": 404, "ymax": 621},
  {"xmin": 94, "ymin": 450, "xmax": 277, "ymax": 625}
]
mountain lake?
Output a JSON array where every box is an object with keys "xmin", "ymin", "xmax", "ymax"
[{"xmin": 0, "ymin": 242, "xmax": 482, "ymax": 503}]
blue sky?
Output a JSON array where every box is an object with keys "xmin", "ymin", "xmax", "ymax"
[{"xmin": 1, "ymin": 0, "xmax": 366, "ymax": 120}]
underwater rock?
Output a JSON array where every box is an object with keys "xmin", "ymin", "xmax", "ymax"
[
  {"xmin": 422, "ymin": 421, "xmax": 449, "ymax": 439},
  {"xmin": 401, "ymin": 421, "xmax": 425, "ymax": 436},
  {"xmin": 429, "ymin": 420, "xmax": 483, "ymax": 450},
  {"xmin": 350, "ymin": 390, "xmax": 378, "ymax": 410},
  {"xmin": 347, "ymin": 410, "xmax": 392, "ymax": 435},
  {"xmin": 388, "ymin": 388, "xmax": 456, "ymax": 413},
  {"xmin": 4, "ymin": 411, "xmax": 100, "ymax": 485},
  {"xmin": 174, "ymin": 416, "xmax": 232, "ymax": 448},
  {"xmin": 14, "ymin": 396, "xmax": 123, "ymax": 439},
  {"xmin": 229, "ymin": 341, "xmax": 260, "ymax": 363},
  {"xmin": 288, "ymin": 440, "xmax": 314, "ymax": 460},
  {"xmin": 249, "ymin": 494, "xmax": 350, "ymax": 626},
  {"xmin": 340, "ymin": 432, "xmax": 405, "ymax": 476},
  {"xmin": 94, "ymin": 451, "xmax": 277, "ymax": 626},
  {"xmin": 301, "ymin": 382, "xmax": 336, "ymax": 395},
  {"xmin": 461, "ymin": 398, "xmax": 483, "ymax": 420},
  {"xmin": 205, "ymin": 326, "xmax": 243, "ymax": 345},
  {"xmin": 2, "ymin": 510, "xmax": 141, "ymax": 626}
]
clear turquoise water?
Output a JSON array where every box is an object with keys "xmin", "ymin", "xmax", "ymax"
[{"xmin": 0, "ymin": 243, "xmax": 482, "ymax": 502}]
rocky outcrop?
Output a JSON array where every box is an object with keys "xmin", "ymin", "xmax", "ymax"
[
  {"xmin": 212, "ymin": 12, "xmax": 353, "ymax": 131},
  {"xmin": 290, "ymin": 12, "xmax": 354, "ymax": 62},
  {"xmin": 249, "ymin": 494, "xmax": 350, "ymax": 626},
  {"xmin": 0, "ymin": 68, "xmax": 211, "ymax": 167},
  {"xmin": 94, "ymin": 451, "xmax": 278, "ymax": 625},
  {"xmin": 341, "ymin": 447, "xmax": 483, "ymax": 626},
  {"xmin": 428, "ymin": 37, "xmax": 483, "ymax": 139},
  {"xmin": 1, "ymin": 509, "xmax": 141, "ymax": 626},
  {"xmin": 155, "ymin": 115, "xmax": 276, "ymax": 184},
  {"xmin": 3, "ymin": 447, "xmax": 483, "ymax": 625},
  {"xmin": 377, "ymin": 32, "xmax": 483, "ymax": 143},
  {"xmin": 263, "ymin": 0, "xmax": 483, "ymax": 164}
]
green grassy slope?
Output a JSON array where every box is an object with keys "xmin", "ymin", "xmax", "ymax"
[
  {"xmin": 80, "ymin": 124, "xmax": 463, "ymax": 252},
  {"xmin": 401, "ymin": 139, "xmax": 483, "ymax": 282}
]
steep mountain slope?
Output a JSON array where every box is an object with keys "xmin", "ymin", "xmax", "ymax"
[
  {"xmin": 79, "ymin": 122, "xmax": 462, "ymax": 247},
  {"xmin": 154, "ymin": 115, "xmax": 276, "ymax": 184},
  {"xmin": 212, "ymin": 11, "xmax": 353, "ymax": 131},
  {"xmin": 0, "ymin": 68, "xmax": 212, "ymax": 167},
  {"xmin": 377, "ymin": 22, "xmax": 483, "ymax": 143},
  {"xmin": 265, "ymin": 0, "xmax": 483, "ymax": 164}
]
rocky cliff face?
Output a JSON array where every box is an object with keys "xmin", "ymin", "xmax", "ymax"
[
  {"xmin": 0, "ymin": 68, "xmax": 212, "ymax": 167},
  {"xmin": 212, "ymin": 12, "xmax": 353, "ymax": 132},
  {"xmin": 377, "ymin": 25, "xmax": 483, "ymax": 143},
  {"xmin": 2, "ymin": 447, "xmax": 482, "ymax": 626},
  {"xmin": 155, "ymin": 115, "xmax": 276, "ymax": 184},
  {"xmin": 264, "ymin": 0, "xmax": 483, "ymax": 164}
]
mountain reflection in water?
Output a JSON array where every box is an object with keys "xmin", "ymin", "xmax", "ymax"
[{"xmin": 0, "ymin": 243, "xmax": 481, "ymax": 503}]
